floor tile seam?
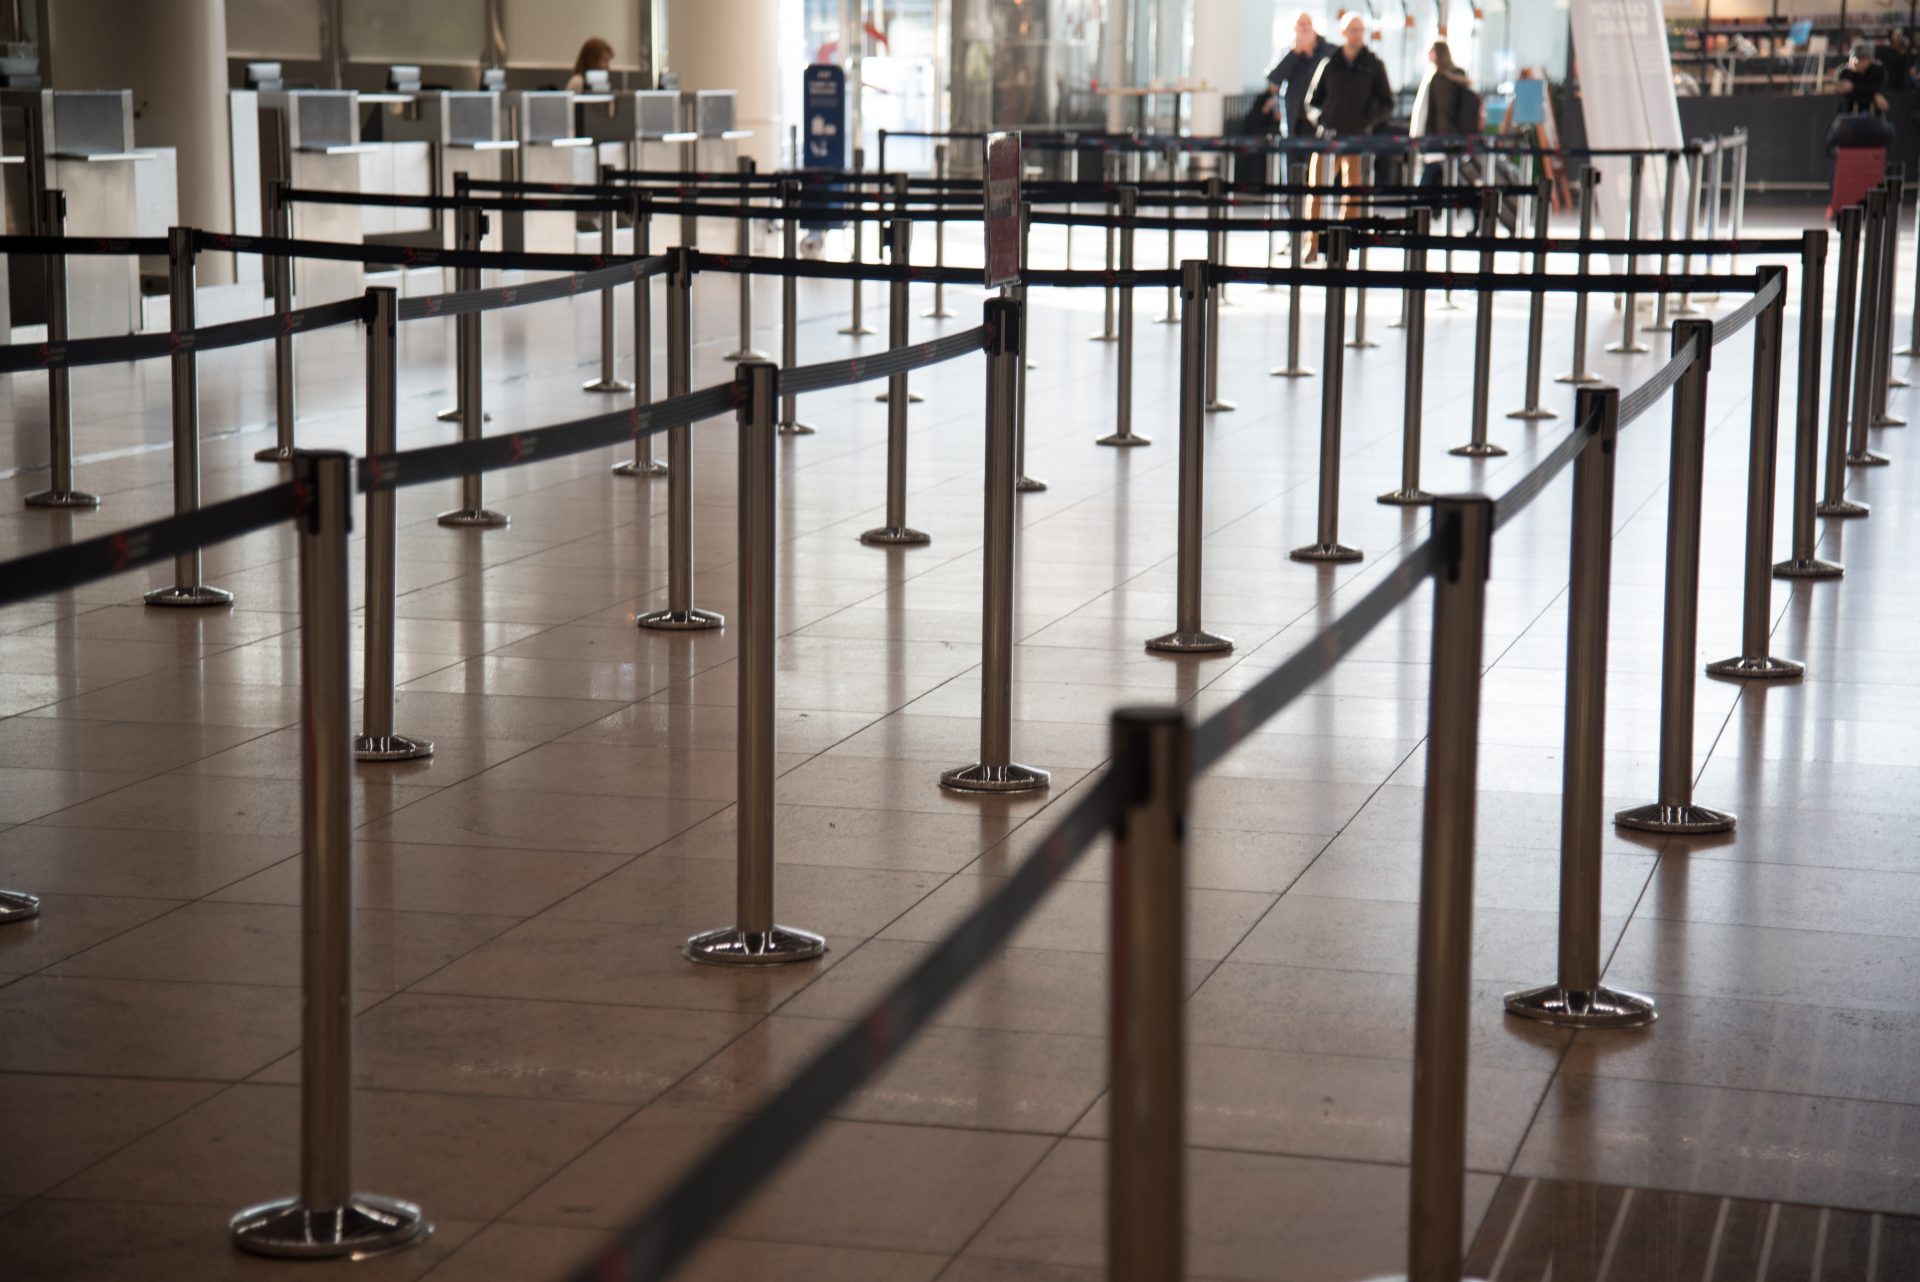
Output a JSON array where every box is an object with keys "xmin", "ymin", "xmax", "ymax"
[
  {"xmin": 1546, "ymin": 1055, "xmax": 1920, "ymax": 1115},
  {"xmin": 1498, "ymin": 1159, "xmax": 1920, "ymax": 1224},
  {"xmin": 7, "ymin": 1070, "xmax": 239, "ymax": 1204}
]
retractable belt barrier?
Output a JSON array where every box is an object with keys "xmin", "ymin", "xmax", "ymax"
[
  {"xmin": 0, "ymin": 234, "xmax": 169, "ymax": 256},
  {"xmin": 277, "ymin": 186, "xmax": 627, "ymax": 214},
  {"xmin": 0, "ymin": 294, "xmax": 371, "ymax": 373},
  {"xmin": 195, "ymin": 229, "xmax": 650, "ymax": 275}
]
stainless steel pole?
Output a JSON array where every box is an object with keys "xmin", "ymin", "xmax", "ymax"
[
  {"xmin": 925, "ymin": 143, "xmax": 955, "ymax": 318},
  {"xmin": 437, "ymin": 207, "xmax": 509, "ymax": 528},
  {"xmin": 1616, "ymin": 319, "xmax": 1734, "ymax": 835},
  {"xmin": 613, "ymin": 191, "xmax": 669, "ymax": 475},
  {"xmin": 230, "ymin": 451, "xmax": 431, "ymax": 1259},
  {"xmin": 26, "ymin": 190, "xmax": 99, "ymax": 509},
  {"xmin": 256, "ymin": 180, "xmax": 301, "ymax": 462},
  {"xmin": 1508, "ymin": 179, "xmax": 1557, "ymax": 420},
  {"xmin": 1161, "ymin": 142, "xmax": 1180, "ymax": 323},
  {"xmin": 685, "ymin": 361, "xmax": 826, "ymax": 965},
  {"xmin": 726, "ymin": 157, "xmax": 770, "ymax": 361},
  {"xmin": 1644, "ymin": 151, "xmax": 1680, "ymax": 333},
  {"xmin": 1451, "ymin": 190, "xmax": 1506, "ymax": 458},
  {"xmin": 945, "ymin": 297, "xmax": 1051, "ymax": 793},
  {"xmin": 1292, "ymin": 229, "xmax": 1362, "ymax": 563},
  {"xmin": 1273, "ymin": 226, "xmax": 1311, "ymax": 377},
  {"xmin": 1777, "ymin": 229, "xmax": 1843, "ymax": 577},
  {"xmin": 859, "ymin": 217, "xmax": 933, "ymax": 543},
  {"xmin": 1015, "ymin": 202, "xmax": 1046, "ymax": 492},
  {"xmin": 1349, "ymin": 155, "xmax": 1378, "ymax": 350},
  {"xmin": 1607, "ymin": 154, "xmax": 1650, "ymax": 353},
  {"xmin": 1380, "ymin": 208, "xmax": 1433, "ymax": 506},
  {"xmin": 1674, "ymin": 147, "xmax": 1705, "ymax": 318},
  {"xmin": 1094, "ymin": 161, "xmax": 1119, "ymax": 341},
  {"xmin": 1558, "ymin": 167, "xmax": 1602, "ymax": 385},
  {"xmin": 1147, "ymin": 261, "xmax": 1234, "ymax": 653},
  {"xmin": 840, "ymin": 146, "xmax": 874, "ymax": 335},
  {"xmin": 146, "ymin": 228, "xmax": 235, "ymax": 607},
  {"xmin": 1820, "ymin": 206, "xmax": 1869, "ymax": 517},
  {"xmin": 1506, "ymin": 388, "xmax": 1656, "ymax": 1030},
  {"xmin": 1403, "ymin": 494, "xmax": 1493, "ymax": 1282},
  {"xmin": 1106, "ymin": 705, "xmax": 1189, "ymax": 1282},
  {"xmin": 777, "ymin": 181, "xmax": 816, "ymax": 435},
  {"xmin": 1873, "ymin": 175, "xmax": 1908, "ymax": 417},
  {"xmin": 584, "ymin": 196, "xmax": 633, "ymax": 392},
  {"xmin": 1905, "ymin": 176, "xmax": 1920, "ymax": 356},
  {"xmin": 354, "ymin": 288, "xmax": 433, "ymax": 763},
  {"xmin": 1848, "ymin": 188, "xmax": 1892, "ymax": 468},
  {"xmin": 1203, "ymin": 176, "xmax": 1235, "ymax": 411},
  {"xmin": 639, "ymin": 248, "xmax": 726, "ymax": 629},
  {"xmin": 1098, "ymin": 186, "xmax": 1149, "ymax": 446},
  {"xmin": 875, "ymin": 176, "xmax": 924, "ymax": 405}
]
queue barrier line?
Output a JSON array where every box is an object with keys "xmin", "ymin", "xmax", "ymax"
[
  {"xmin": 195, "ymin": 229, "xmax": 652, "ymax": 275},
  {"xmin": 0, "ymin": 293, "xmax": 372, "ymax": 374},
  {"xmin": 395, "ymin": 257, "xmax": 667, "ymax": 321},
  {"xmin": 276, "ymin": 186, "xmax": 628, "ymax": 214},
  {"xmin": 0, "ymin": 234, "xmax": 169, "ymax": 256},
  {"xmin": 1214, "ymin": 265, "xmax": 1766, "ymax": 296}
]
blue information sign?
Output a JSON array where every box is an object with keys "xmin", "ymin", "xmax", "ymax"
[{"xmin": 802, "ymin": 65, "xmax": 847, "ymax": 229}]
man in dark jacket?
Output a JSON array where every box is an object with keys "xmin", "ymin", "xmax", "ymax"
[
  {"xmin": 1267, "ymin": 11, "xmax": 1333, "ymax": 140},
  {"xmin": 1303, "ymin": 14, "xmax": 1394, "ymax": 244}
]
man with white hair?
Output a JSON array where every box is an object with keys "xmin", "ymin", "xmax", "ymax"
[{"xmin": 1305, "ymin": 11, "xmax": 1395, "ymax": 236}]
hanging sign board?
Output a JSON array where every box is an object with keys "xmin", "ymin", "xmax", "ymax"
[{"xmin": 983, "ymin": 131, "xmax": 1021, "ymax": 288}]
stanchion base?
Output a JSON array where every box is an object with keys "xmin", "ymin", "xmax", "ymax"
[
  {"xmin": 685, "ymin": 924, "xmax": 827, "ymax": 966},
  {"xmin": 1892, "ymin": 376, "xmax": 1911, "ymax": 389},
  {"xmin": 725, "ymin": 349, "xmax": 772, "ymax": 363},
  {"xmin": 1089, "ymin": 331, "xmax": 1120, "ymax": 343},
  {"xmin": 354, "ymin": 733, "xmax": 436, "ymax": 763},
  {"xmin": 859, "ymin": 526, "xmax": 932, "ymax": 546},
  {"xmin": 838, "ymin": 324, "xmax": 877, "ymax": 336},
  {"xmin": 1641, "ymin": 321, "xmax": 1675, "ymax": 334},
  {"xmin": 875, "ymin": 390, "xmax": 926, "ymax": 404},
  {"xmin": 1773, "ymin": 556, "xmax": 1844, "ymax": 580},
  {"xmin": 1345, "ymin": 339, "xmax": 1380, "ymax": 351},
  {"xmin": 1449, "ymin": 441, "xmax": 1508, "ymax": 459},
  {"xmin": 1146, "ymin": 628, "xmax": 1234, "ymax": 654},
  {"xmin": 1377, "ymin": 488, "xmax": 1435, "ymax": 507},
  {"xmin": 437, "ymin": 408, "xmax": 491, "ymax": 423},
  {"xmin": 1204, "ymin": 399, "xmax": 1237, "ymax": 413},
  {"xmin": 144, "ymin": 584, "xmax": 235, "ymax": 609},
  {"xmin": 230, "ymin": 1194, "xmax": 431, "ymax": 1259},
  {"xmin": 1504, "ymin": 983, "xmax": 1657, "ymax": 1029},
  {"xmin": 1155, "ymin": 315, "xmax": 1179, "ymax": 326},
  {"xmin": 1507, "ymin": 406, "xmax": 1560, "ymax": 422},
  {"xmin": 582, "ymin": 378, "xmax": 635, "ymax": 394},
  {"xmin": 1872, "ymin": 414, "xmax": 1907, "ymax": 428},
  {"xmin": 1846, "ymin": 450, "xmax": 1891, "ymax": 468},
  {"xmin": 611, "ymin": 458, "xmax": 669, "ymax": 478},
  {"xmin": 252, "ymin": 445, "xmax": 299, "ymax": 463},
  {"xmin": 777, "ymin": 420, "xmax": 818, "ymax": 436},
  {"xmin": 1604, "ymin": 341, "xmax": 1650, "ymax": 355},
  {"xmin": 940, "ymin": 761, "xmax": 1052, "ymax": 794},
  {"xmin": 1817, "ymin": 498, "xmax": 1870, "ymax": 518},
  {"xmin": 1555, "ymin": 371, "xmax": 1604, "ymax": 386},
  {"xmin": 1017, "ymin": 476, "xmax": 1048, "ymax": 493},
  {"xmin": 25, "ymin": 489, "xmax": 101, "ymax": 509},
  {"xmin": 1096, "ymin": 432, "xmax": 1151, "ymax": 447},
  {"xmin": 1270, "ymin": 366, "xmax": 1315, "ymax": 379},
  {"xmin": 0, "ymin": 889, "xmax": 41, "ymax": 923},
  {"xmin": 921, "ymin": 307, "xmax": 956, "ymax": 319},
  {"xmin": 1706, "ymin": 653, "xmax": 1806, "ymax": 681},
  {"xmin": 1289, "ymin": 542, "xmax": 1364, "ymax": 564},
  {"xmin": 437, "ymin": 508, "xmax": 510, "ymax": 529},
  {"xmin": 637, "ymin": 606, "xmax": 725, "ymax": 631},
  {"xmin": 1614, "ymin": 801, "xmax": 1735, "ymax": 835}
]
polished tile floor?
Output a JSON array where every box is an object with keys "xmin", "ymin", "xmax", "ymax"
[{"xmin": 0, "ymin": 208, "xmax": 1917, "ymax": 1280}]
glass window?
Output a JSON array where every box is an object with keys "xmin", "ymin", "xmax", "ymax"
[{"xmin": 343, "ymin": 0, "xmax": 486, "ymax": 65}]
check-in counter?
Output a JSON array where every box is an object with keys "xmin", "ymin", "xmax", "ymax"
[
  {"xmin": 38, "ymin": 91, "xmax": 164, "ymax": 336},
  {"xmin": 369, "ymin": 90, "xmax": 515, "ymax": 248},
  {"xmin": 510, "ymin": 90, "xmax": 595, "ymax": 254},
  {"xmin": 577, "ymin": 89, "xmax": 690, "ymax": 177},
  {"xmin": 256, "ymin": 89, "xmax": 374, "ymax": 304},
  {"xmin": 685, "ymin": 90, "xmax": 751, "ymax": 173}
]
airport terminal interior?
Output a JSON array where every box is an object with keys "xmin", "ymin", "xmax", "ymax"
[{"xmin": 5, "ymin": 1, "xmax": 1920, "ymax": 1279}]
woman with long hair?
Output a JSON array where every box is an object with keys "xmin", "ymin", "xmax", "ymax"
[{"xmin": 567, "ymin": 37, "xmax": 614, "ymax": 91}]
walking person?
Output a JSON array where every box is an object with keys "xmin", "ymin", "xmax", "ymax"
[
  {"xmin": 1304, "ymin": 13, "xmax": 1394, "ymax": 256},
  {"xmin": 1268, "ymin": 11, "xmax": 1333, "ymax": 229}
]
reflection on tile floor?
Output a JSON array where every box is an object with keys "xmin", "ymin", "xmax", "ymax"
[{"xmin": 0, "ymin": 209, "xmax": 1914, "ymax": 1278}]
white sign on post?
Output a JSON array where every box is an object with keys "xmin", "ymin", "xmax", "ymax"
[{"xmin": 1570, "ymin": 0, "xmax": 1684, "ymax": 259}]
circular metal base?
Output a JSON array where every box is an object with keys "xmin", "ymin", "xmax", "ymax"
[
  {"xmin": 0, "ymin": 889, "xmax": 41, "ymax": 923},
  {"xmin": 1507, "ymin": 406, "xmax": 1560, "ymax": 422},
  {"xmin": 1145, "ymin": 628, "xmax": 1234, "ymax": 654},
  {"xmin": 1378, "ymin": 489, "xmax": 1435, "ymax": 507},
  {"xmin": 921, "ymin": 307, "xmax": 956, "ymax": 319},
  {"xmin": 1605, "ymin": 341, "xmax": 1650, "ymax": 355},
  {"xmin": 611, "ymin": 458, "xmax": 669, "ymax": 478},
  {"xmin": 1449, "ymin": 441, "xmax": 1508, "ymax": 458},
  {"xmin": 684, "ymin": 924, "xmax": 827, "ymax": 966},
  {"xmin": 1614, "ymin": 801, "xmax": 1735, "ymax": 835},
  {"xmin": 859, "ymin": 526, "xmax": 932, "ymax": 546},
  {"xmin": 1556, "ymin": 371, "xmax": 1604, "ymax": 385},
  {"xmin": 1817, "ymin": 498, "xmax": 1870, "ymax": 518},
  {"xmin": 1290, "ymin": 542, "xmax": 1364, "ymax": 564},
  {"xmin": 582, "ymin": 378, "xmax": 635, "ymax": 394},
  {"xmin": 437, "ymin": 508, "xmax": 510, "ymax": 529},
  {"xmin": 726, "ymin": 349, "xmax": 772, "ymax": 363},
  {"xmin": 1346, "ymin": 339, "xmax": 1380, "ymax": 350},
  {"xmin": 838, "ymin": 324, "xmax": 877, "ymax": 336},
  {"xmin": 25, "ymin": 489, "xmax": 101, "ymax": 509},
  {"xmin": 1706, "ymin": 653, "xmax": 1805, "ymax": 681},
  {"xmin": 1097, "ymin": 432, "xmax": 1151, "ymax": 447},
  {"xmin": 1156, "ymin": 314, "xmax": 1179, "ymax": 325},
  {"xmin": 436, "ymin": 408, "xmax": 491, "ymax": 423},
  {"xmin": 1204, "ymin": 399, "xmax": 1237, "ymax": 413},
  {"xmin": 1773, "ymin": 556, "xmax": 1844, "ymax": 580},
  {"xmin": 1873, "ymin": 414, "xmax": 1907, "ymax": 428},
  {"xmin": 1270, "ymin": 366, "xmax": 1314, "ymax": 379},
  {"xmin": 229, "ymin": 1194, "xmax": 431, "ymax": 1260},
  {"xmin": 637, "ymin": 606, "xmax": 725, "ymax": 632},
  {"xmin": 353, "ymin": 733, "xmax": 435, "ymax": 763},
  {"xmin": 1846, "ymin": 450, "xmax": 1891, "ymax": 468},
  {"xmin": 253, "ymin": 444, "xmax": 299, "ymax": 463},
  {"xmin": 1892, "ymin": 375, "xmax": 1911, "ymax": 388},
  {"xmin": 940, "ymin": 761, "xmax": 1052, "ymax": 794},
  {"xmin": 1089, "ymin": 331, "xmax": 1120, "ymax": 342},
  {"xmin": 778, "ymin": 421, "xmax": 818, "ymax": 436},
  {"xmin": 1642, "ymin": 321, "xmax": 1675, "ymax": 334},
  {"xmin": 1504, "ymin": 983, "xmax": 1657, "ymax": 1029},
  {"xmin": 1017, "ymin": 476, "xmax": 1047, "ymax": 493},
  {"xmin": 144, "ymin": 584, "xmax": 235, "ymax": 609},
  {"xmin": 875, "ymin": 390, "xmax": 925, "ymax": 404}
]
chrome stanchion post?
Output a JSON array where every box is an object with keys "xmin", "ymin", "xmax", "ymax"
[
  {"xmin": 1380, "ymin": 208, "xmax": 1433, "ymax": 506},
  {"xmin": 255, "ymin": 180, "xmax": 301, "ymax": 462},
  {"xmin": 1348, "ymin": 155, "xmax": 1378, "ymax": 350},
  {"xmin": 874, "ymin": 176, "xmax": 924, "ymax": 404},
  {"xmin": 231, "ymin": 451, "xmax": 431, "ymax": 1259},
  {"xmin": 613, "ymin": 191, "xmax": 669, "ymax": 475},
  {"xmin": 924, "ymin": 142, "xmax": 955, "ymax": 318},
  {"xmin": 1702, "ymin": 140, "xmax": 1725, "ymax": 296},
  {"xmin": 1848, "ymin": 188, "xmax": 1892, "ymax": 468},
  {"xmin": 1093, "ymin": 161, "xmax": 1119, "ymax": 341},
  {"xmin": 1904, "ymin": 175, "xmax": 1920, "ymax": 356},
  {"xmin": 1147, "ymin": 261, "xmax": 1233, "ymax": 653},
  {"xmin": 1291, "ymin": 229, "xmax": 1362, "ymax": 563},
  {"xmin": 725, "ymin": 157, "xmax": 770, "ymax": 361},
  {"xmin": 1777, "ymin": 230, "xmax": 1842, "ymax": 576},
  {"xmin": 1450, "ymin": 190, "xmax": 1506, "ymax": 458},
  {"xmin": 685, "ymin": 361, "xmax": 826, "ymax": 965},
  {"xmin": 1558, "ymin": 167, "xmax": 1602, "ymax": 385},
  {"xmin": 1819, "ymin": 206, "xmax": 1869, "ymax": 516},
  {"xmin": 777, "ymin": 181, "xmax": 816, "ymax": 435},
  {"xmin": 1160, "ymin": 142, "xmax": 1180, "ymax": 324},
  {"xmin": 1615, "ymin": 319, "xmax": 1734, "ymax": 835},
  {"xmin": 1708, "ymin": 267, "xmax": 1804, "ymax": 679},
  {"xmin": 1098, "ymin": 186, "xmax": 1149, "ymax": 446},
  {"xmin": 26, "ymin": 189, "xmax": 99, "ymax": 509},
  {"xmin": 859, "ymin": 217, "xmax": 933, "ymax": 543},
  {"xmin": 1673, "ymin": 147, "xmax": 1705, "ymax": 318},
  {"xmin": 1508, "ymin": 178, "xmax": 1557, "ymax": 420},
  {"xmin": 1106, "ymin": 705, "xmax": 1188, "ymax": 1282},
  {"xmin": 1873, "ymin": 175, "xmax": 1908, "ymax": 417},
  {"xmin": 839, "ymin": 146, "xmax": 874, "ymax": 335},
  {"xmin": 1506, "ymin": 388, "xmax": 1656, "ymax": 1030},
  {"xmin": 354, "ymin": 289, "xmax": 433, "ymax": 763},
  {"xmin": 1644, "ymin": 151, "xmax": 1680, "ymax": 333},
  {"xmin": 1203, "ymin": 176, "xmax": 1235, "ymax": 411},
  {"xmin": 434, "ymin": 177, "xmax": 476, "ymax": 424},
  {"xmin": 945, "ymin": 298, "xmax": 1050, "ymax": 793},
  {"xmin": 1273, "ymin": 217, "xmax": 1312, "ymax": 378},
  {"xmin": 1607, "ymin": 153, "xmax": 1650, "ymax": 353},
  {"xmin": 584, "ymin": 186, "xmax": 633, "ymax": 392},
  {"xmin": 145, "ymin": 228, "xmax": 234, "ymax": 607},
  {"xmin": 1014, "ymin": 201, "xmax": 1046, "ymax": 491},
  {"xmin": 437, "ymin": 207, "xmax": 509, "ymax": 528},
  {"xmin": 639, "ymin": 248, "xmax": 726, "ymax": 629}
]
